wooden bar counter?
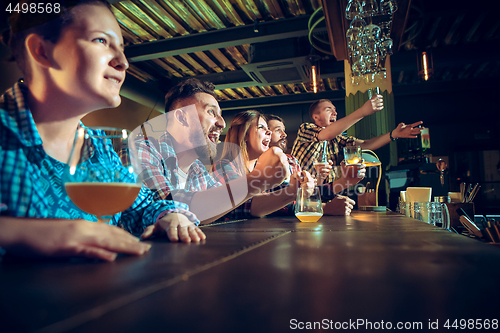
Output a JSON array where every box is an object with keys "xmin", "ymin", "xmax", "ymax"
[{"xmin": 1, "ymin": 211, "xmax": 500, "ymax": 332}]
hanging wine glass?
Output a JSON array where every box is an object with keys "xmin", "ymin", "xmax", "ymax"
[
  {"xmin": 350, "ymin": 15, "xmax": 367, "ymax": 29},
  {"xmin": 364, "ymin": 24, "xmax": 381, "ymax": 41},
  {"xmin": 378, "ymin": 20, "xmax": 392, "ymax": 39},
  {"xmin": 364, "ymin": 72, "xmax": 376, "ymax": 84},
  {"xmin": 360, "ymin": 0, "xmax": 379, "ymax": 17},
  {"xmin": 379, "ymin": 0, "xmax": 398, "ymax": 15},
  {"xmin": 352, "ymin": 56, "xmax": 366, "ymax": 76},
  {"xmin": 344, "ymin": 0, "xmax": 397, "ymax": 83},
  {"xmin": 351, "ymin": 75, "xmax": 362, "ymax": 86},
  {"xmin": 381, "ymin": 37, "xmax": 394, "ymax": 56},
  {"xmin": 346, "ymin": 0, "xmax": 362, "ymax": 20},
  {"xmin": 375, "ymin": 69, "xmax": 387, "ymax": 83},
  {"xmin": 365, "ymin": 53, "xmax": 379, "ymax": 73}
]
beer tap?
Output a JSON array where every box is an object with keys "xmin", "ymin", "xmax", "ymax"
[{"xmin": 436, "ymin": 159, "xmax": 447, "ymax": 186}]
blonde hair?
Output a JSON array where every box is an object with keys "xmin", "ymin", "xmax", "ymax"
[
  {"xmin": 221, "ymin": 110, "xmax": 264, "ymax": 174},
  {"xmin": 309, "ymin": 99, "xmax": 332, "ymax": 122}
]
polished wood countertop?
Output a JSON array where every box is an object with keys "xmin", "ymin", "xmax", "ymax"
[{"xmin": 1, "ymin": 211, "xmax": 499, "ymax": 332}]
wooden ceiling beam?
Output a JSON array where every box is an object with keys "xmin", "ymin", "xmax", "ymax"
[
  {"xmin": 125, "ymin": 16, "xmax": 317, "ymax": 62},
  {"xmin": 322, "ymin": 0, "xmax": 349, "ymax": 61},
  {"xmin": 392, "ymin": 0, "xmax": 412, "ymax": 52}
]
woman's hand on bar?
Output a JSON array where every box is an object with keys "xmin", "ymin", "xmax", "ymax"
[
  {"xmin": 141, "ymin": 213, "xmax": 206, "ymax": 243},
  {"xmin": 0, "ymin": 218, "xmax": 151, "ymax": 261}
]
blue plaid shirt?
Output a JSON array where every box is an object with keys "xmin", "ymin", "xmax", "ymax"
[
  {"xmin": 0, "ymin": 83, "xmax": 199, "ymax": 233},
  {"xmin": 135, "ymin": 133, "xmax": 221, "ymax": 205}
]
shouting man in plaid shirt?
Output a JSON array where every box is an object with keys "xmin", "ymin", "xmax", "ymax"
[
  {"xmin": 134, "ymin": 79, "xmax": 289, "ymax": 226},
  {"xmin": 291, "ymin": 97, "xmax": 424, "ymax": 183}
]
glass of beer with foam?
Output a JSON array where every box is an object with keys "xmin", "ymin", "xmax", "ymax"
[
  {"xmin": 343, "ymin": 145, "xmax": 362, "ymax": 166},
  {"xmin": 295, "ymin": 187, "xmax": 323, "ymax": 223},
  {"xmin": 64, "ymin": 127, "xmax": 142, "ymax": 223}
]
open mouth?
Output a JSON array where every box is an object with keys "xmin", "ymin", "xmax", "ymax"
[
  {"xmin": 207, "ymin": 131, "xmax": 219, "ymax": 144},
  {"xmin": 262, "ymin": 138, "xmax": 270, "ymax": 148}
]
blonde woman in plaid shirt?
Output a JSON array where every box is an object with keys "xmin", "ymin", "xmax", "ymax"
[{"xmin": 0, "ymin": 0, "xmax": 201, "ymax": 260}]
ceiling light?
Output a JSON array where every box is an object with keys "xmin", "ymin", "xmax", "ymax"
[{"xmin": 418, "ymin": 50, "xmax": 433, "ymax": 81}]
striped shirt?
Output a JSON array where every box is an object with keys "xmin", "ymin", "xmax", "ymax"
[
  {"xmin": 0, "ymin": 83, "xmax": 199, "ymax": 234},
  {"xmin": 291, "ymin": 122, "xmax": 355, "ymax": 183}
]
